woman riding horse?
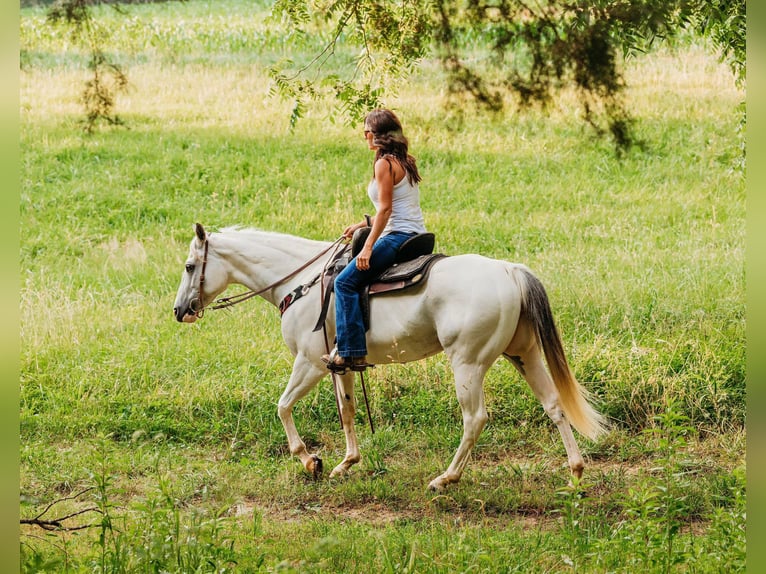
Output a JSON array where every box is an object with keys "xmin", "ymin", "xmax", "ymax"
[{"xmin": 322, "ymin": 109, "xmax": 427, "ymax": 373}]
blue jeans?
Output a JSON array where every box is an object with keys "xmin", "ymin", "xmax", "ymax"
[{"xmin": 334, "ymin": 231, "xmax": 415, "ymax": 358}]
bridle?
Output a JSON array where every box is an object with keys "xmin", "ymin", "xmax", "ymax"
[
  {"xmin": 189, "ymin": 238, "xmax": 210, "ymax": 318},
  {"xmin": 190, "ymin": 234, "xmax": 347, "ymax": 318}
]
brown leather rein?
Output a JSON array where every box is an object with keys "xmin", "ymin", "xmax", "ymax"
[{"xmin": 192, "ymin": 234, "xmax": 346, "ymax": 318}]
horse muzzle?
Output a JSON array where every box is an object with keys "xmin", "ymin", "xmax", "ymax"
[{"xmin": 174, "ymin": 303, "xmax": 199, "ymax": 323}]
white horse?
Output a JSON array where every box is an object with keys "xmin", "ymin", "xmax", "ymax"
[{"xmin": 173, "ymin": 223, "xmax": 605, "ymax": 491}]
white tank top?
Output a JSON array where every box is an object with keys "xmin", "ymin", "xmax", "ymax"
[{"xmin": 367, "ymin": 173, "xmax": 427, "ymax": 235}]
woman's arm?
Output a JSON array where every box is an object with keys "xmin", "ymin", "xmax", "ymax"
[{"xmin": 355, "ymin": 158, "xmax": 395, "ymax": 271}]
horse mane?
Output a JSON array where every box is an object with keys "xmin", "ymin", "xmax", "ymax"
[
  {"xmin": 214, "ymin": 226, "xmax": 331, "ymax": 250},
  {"xmin": 218, "ymin": 225, "xmax": 261, "ymax": 235}
]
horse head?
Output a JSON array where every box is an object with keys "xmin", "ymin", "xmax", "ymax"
[{"xmin": 173, "ymin": 223, "xmax": 228, "ymax": 323}]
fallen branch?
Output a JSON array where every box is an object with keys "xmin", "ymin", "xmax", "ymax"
[{"xmin": 21, "ymin": 487, "xmax": 102, "ymax": 532}]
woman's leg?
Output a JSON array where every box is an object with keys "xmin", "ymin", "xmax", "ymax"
[
  {"xmin": 334, "ymin": 232, "xmax": 414, "ymax": 358},
  {"xmin": 334, "ymin": 264, "xmax": 368, "ymax": 358}
]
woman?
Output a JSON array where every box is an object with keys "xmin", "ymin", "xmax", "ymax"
[{"xmin": 322, "ymin": 109, "xmax": 427, "ymax": 372}]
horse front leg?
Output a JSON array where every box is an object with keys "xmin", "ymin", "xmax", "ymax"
[
  {"xmin": 277, "ymin": 354, "xmax": 326, "ymax": 478},
  {"xmin": 329, "ymin": 371, "xmax": 361, "ymax": 478}
]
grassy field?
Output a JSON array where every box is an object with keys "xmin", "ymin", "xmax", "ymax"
[{"xmin": 20, "ymin": 1, "xmax": 745, "ymax": 572}]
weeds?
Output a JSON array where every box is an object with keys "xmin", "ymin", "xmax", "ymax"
[
  {"xmin": 22, "ymin": 440, "xmax": 239, "ymax": 573},
  {"xmin": 554, "ymin": 476, "xmax": 590, "ymax": 570},
  {"xmin": 548, "ymin": 403, "xmax": 746, "ymax": 572},
  {"xmin": 613, "ymin": 403, "xmax": 693, "ymax": 571}
]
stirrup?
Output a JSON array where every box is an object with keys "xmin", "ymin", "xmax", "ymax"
[{"xmin": 321, "ymin": 349, "xmax": 373, "ymax": 374}]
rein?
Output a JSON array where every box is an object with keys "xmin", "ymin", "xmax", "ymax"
[{"xmin": 199, "ymin": 235, "xmax": 346, "ymax": 314}]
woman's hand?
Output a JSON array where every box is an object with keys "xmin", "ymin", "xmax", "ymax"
[
  {"xmin": 356, "ymin": 245, "xmax": 372, "ymax": 270},
  {"xmin": 343, "ymin": 221, "xmax": 366, "ymax": 239}
]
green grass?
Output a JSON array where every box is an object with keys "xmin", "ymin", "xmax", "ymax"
[{"xmin": 20, "ymin": 1, "xmax": 745, "ymax": 571}]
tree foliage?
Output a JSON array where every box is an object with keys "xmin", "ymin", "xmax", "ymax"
[
  {"xmin": 691, "ymin": 0, "xmax": 746, "ymax": 87},
  {"xmin": 42, "ymin": 0, "xmax": 745, "ymax": 149},
  {"xmin": 47, "ymin": 0, "xmax": 128, "ymax": 133},
  {"xmin": 269, "ymin": 0, "xmax": 745, "ymax": 152}
]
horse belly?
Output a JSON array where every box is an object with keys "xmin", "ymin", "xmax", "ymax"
[{"xmin": 366, "ymin": 286, "xmax": 442, "ymax": 364}]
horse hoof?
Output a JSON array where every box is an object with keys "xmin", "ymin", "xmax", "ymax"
[
  {"xmin": 428, "ymin": 478, "xmax": 446, "ymax": 492},
  {"xmin": 330, "ymin": 465, "xmax": 350, "ymax": 479},
  {"xmin": 311, "ymin": 455, "xmax": 323, "ymax": 479}
]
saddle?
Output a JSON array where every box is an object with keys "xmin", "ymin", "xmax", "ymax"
[
  {"xmin": 309, "ymin": 227, "xmax": 447, "ymax": 332},
  {"xmin": 350, "ymin": 226, "xmax": 436, "ymax": 266}
]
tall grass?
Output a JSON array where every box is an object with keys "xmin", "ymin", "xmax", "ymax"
[{"xmin": 20, "ymin": 1, "xmax": 744, "ymax": 571}]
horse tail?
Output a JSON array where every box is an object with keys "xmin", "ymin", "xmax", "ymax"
[{"xmin": 515, "ymin": 266, "xmax": 606, "ymax": 440}]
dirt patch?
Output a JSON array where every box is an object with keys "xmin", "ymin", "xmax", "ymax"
[{"xmin": 231, "ymin": 499, "xmax": 558, "ymax": 530}]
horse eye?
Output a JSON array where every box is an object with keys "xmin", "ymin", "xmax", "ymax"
[{"xmin": 185, "ymin": 263, "xmax": 195, "ymax": 273}]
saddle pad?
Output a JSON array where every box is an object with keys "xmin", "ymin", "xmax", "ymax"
[{"xmin": 369, "ymin": 253, "xmax": 447, "ymax": 295}]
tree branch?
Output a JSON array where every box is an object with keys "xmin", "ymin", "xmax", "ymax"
[{"xmin": 21, "ymin": 488, "xmax": 103, "ymax": 532}]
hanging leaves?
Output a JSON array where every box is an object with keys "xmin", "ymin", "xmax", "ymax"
[{"xmin": 48, "ymin": 0, "xmax": 128, "ymax": 133}]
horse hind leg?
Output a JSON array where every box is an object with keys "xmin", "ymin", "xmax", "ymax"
[
  {"xmin": 504, "ymin": 349, "xmax": 585, "ymax": 480},
  {"xmin": 429, "ymin": 361, "xmax": 489, "ymax": 491}
]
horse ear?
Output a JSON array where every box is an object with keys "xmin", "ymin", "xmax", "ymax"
[{"xmin": 195, "ymin": 223, "xmax": 206, "ymax": 242}]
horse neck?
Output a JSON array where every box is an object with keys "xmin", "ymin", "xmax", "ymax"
[{"xmin": 212, "ymin": 230, "xmax": 331, "ymax": 305}]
